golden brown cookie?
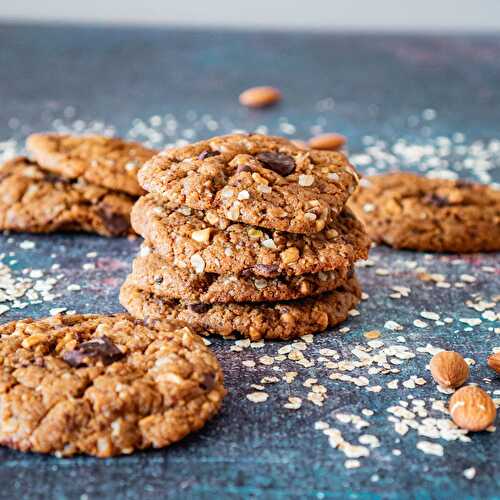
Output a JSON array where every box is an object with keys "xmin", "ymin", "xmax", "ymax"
[
  {"xmin": 138, "ymin": 134, "xmax": 359, "ymax": 234},
  {"xmin": 131, "ymin": 194, "xmax": 370, "ymax": 278},
  {"xmin": 27, "ymin": 133, "xmax": 157, "ymax": 196},
  {"xmin": 127, "ymin": 243, "xmax": 355, "ymax": 303},
  {"xmin": 349, "ymin": 172, "xmax": 500, "ymax": 253},
  {"xmin": 0, "ymin": 314, "xmax": 225, "ymax": 457},
  {"xmin": 0, "ymin": 157, "xmax": 134, "ymax": 236},
  {"xmin": 120, "ymin": 275, "xmax": 362, "ymax": 341}
]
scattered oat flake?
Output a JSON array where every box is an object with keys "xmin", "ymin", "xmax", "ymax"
[
  {"xmin": 416, "ymin": 441, "xmax": 444, "ymax": 457},
  {"xmin": 463, "ymin": 467, "xmax": 476, "ymax": 480},
  {"xmin": 246, "ymin": 392, "xmax": 268, "ymax": 403},
  {"xmin": 385, "ymin": 320, "xmax": 404, "ymax": 331}
]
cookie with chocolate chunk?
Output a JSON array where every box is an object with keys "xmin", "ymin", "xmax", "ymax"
[
  {"xmin": 0, "ymin": 314, "xmax": 225, "ymax": 457},
  {"xmin": 349, "ymin": 172, "xmax": 500, "ymax": 253},
  {"xmin": 131, "ymin": 194, "xmax": 370, "ymax": 278},
  {"xmin": 120, "ymin": 275, "xmax": 361, "ymax": 341},
  {"xmin": 127, "ymin": 243, "xmax": 355, "ymax": 303},
  {"xmin": 138, "ymin": 134, "xmax": 359, "ymax": 234},
  {"xmin": 27, "ymin": 133, "xmax": 157, "ymax": 196},
  {"xmin": 0, "ymin": 157, "xmax": 133, "ymax": 236}
]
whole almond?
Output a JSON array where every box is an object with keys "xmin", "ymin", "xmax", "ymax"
[
  {"xmin": 308, "ymin": 133, "xmax": 346, "ymax": 151},
  {"xmin": 429, "ymin": 350, "xmax": 469, "ymax": 389},
  {"xmin": 487, "ymin": 352, "xmax": 500, "ymax": 373},
  {"xmin": 239, "ymin": 86, "xmax": 281, "ymax": 108},
  {"xmin": 449, "ymin": 386, "xmax": 496, "ymax": 432}
]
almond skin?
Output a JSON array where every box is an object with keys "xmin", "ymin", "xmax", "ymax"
[
  {"xmin": 487, "ymin": 352, "xmax": 500, "ymax": 374},
  {"xmin": 430, "ymin": 350, "xmax": 469, "ymax": 389},
  {"xmin": 239, "ymin": 86, "xmax": 281, "ymax": 108},
  {"xmin": 308, "ymin": 133, "xmax": 346, "ymax": 151},
  {"xmin": 449, "ymin": 386, "xmax": 496, "ymax": 432}
]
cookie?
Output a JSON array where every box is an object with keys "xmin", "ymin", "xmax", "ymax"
[
  {"xmin": 138, "ymin": 133, "xmax": 359, "ymax": 234},
  {"xmin": 0, "ymin": 313, "xmax": 225, "ymax": 457},
  {"xmin": 120, "ymin": 275, "xmax": 361, "ymax": 341},
  {"xmin": 131, "ymin": 194, "xmax": 370, "ymax": 278},
  {"xmin": 0, "ymin": 157, "xmax": 133, "ymax": 236},
  {"xmin": 349, "ymin": 172, "xmax": 500, "ymax": 253},
  {"xmin": 27, "ymin": 133, "xmax": 157, "ymax": 196},
  {"xmin": 127, "ymin": 243, "xmax": 354, "ymax": 303}
]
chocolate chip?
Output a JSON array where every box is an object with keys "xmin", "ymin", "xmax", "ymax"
[
  {"xmin": 188, "ymin": 303, "xmax": 211, "ymax": 314},
  {"xmin": 198, "ymin": 150, "xmax": 221, "ymax": 160},
  {"xmin": 423, "ymin": 193, "xmax": 449, "ymax": 207},
  {"xmin": 236, "ymin": 164, "xmax": 252, "ymax": 174},
  {"xmin": 256, "ymin": 152, "xmax": 295, "ymax": 176},
  {"xmin": 98, "ymin": 206, "xmax": 130, "ymax": 236},
  {"xmin": 63, "ymin": 335, "xmax": 124, "ymax": 367},
  {"xmin": 242, "ymin": 264, "xmax": 280, "ymax": 278},
  {"xmin": 154, "ymin": 276, "xmax": 164, "ymax": 285},
  {"xmin": 200, "ymin": 372, "xmax": 215, "ymax": 391}
]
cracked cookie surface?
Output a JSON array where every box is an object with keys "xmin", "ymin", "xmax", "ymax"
[
  {"xmin": 0, "ymin": 157, "xmax": 134, "ymax": 236},
  {"xmin": 0, "ymin": 314, "xmax": 225, "ymax": 457},
  {"xmin": 131, "ymin": 194, "xmax": 370, "ymax": 278},
  {"xmin": 349, "ymin": 172, "xmax": 500, "ymax": 253},
  {"xmin": 120, "ymin": 275, "xmax": 361, "ymax": 341},
  {"xmin": 138, "ymin": 134, "xmax": 359, "ymax": 234},
  {"xmin": 127, "ymin": 243, "xmax": 355, "ymax": 303},
  {"xmin": 27, "ymin": 133, "xmax": 157, "ymax": 196}
]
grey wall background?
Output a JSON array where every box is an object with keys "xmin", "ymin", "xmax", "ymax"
[{"xmin": 1, "ymin": 0, "xmax": 500, "ymax": 30}]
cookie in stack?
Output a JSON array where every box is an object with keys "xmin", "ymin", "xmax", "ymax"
[
  {"xmin": 0, "ymin": 133, "xmax": 157, "ymax": 236},
  {"xmin": 120, "ymin": 134, "xmax": 371, "ymax": 340}
]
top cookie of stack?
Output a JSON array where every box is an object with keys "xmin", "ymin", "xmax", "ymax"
[{"xmin": 121, "ymin": 133, "xmax": 370, "ymax": 340}]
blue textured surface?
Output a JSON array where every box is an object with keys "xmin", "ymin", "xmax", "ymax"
[{"xmin": 0, "ymin": 24, "xmax": 499, "ymax": 500}]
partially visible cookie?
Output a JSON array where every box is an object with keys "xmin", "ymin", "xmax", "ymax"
[
  {"xmin": 131, "ymin": 194, "xmax": 370, "ymax": 278},
  {"xmin": 138, "ymin": 134, "xmax": 359, "ymax": 234},
  {"xmin": 127, "ymin": 243, "xmax": 354, "ymax": 303},
  {"xmin": 0, "ymin": 313, "xmax": 225, "ymax": 457},
  {"xmin": 0, "ymin": 157, "xmax": 134, "ymax": 236},
  {"xmin": 120, "ymin": 275, "xmax": 361, "ymax": 341},
  {"xmin": 349, "ymin": 172, "xmax": 500, "ymax": 253},
  {"xmin": 27, "ymin": 133, "xmax": 157, "ymax": 196}
]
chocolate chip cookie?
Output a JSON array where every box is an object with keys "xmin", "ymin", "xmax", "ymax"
[
  {"xmin": 138, "ymin": 134, "xmax": 359, "ymax": 234},
  {"xmin": 0, "ymin": 314, "xmax": 225, "ymax": 457},
  {"xmin": 131, "ymin": 194, "xmax": 370, "ymax": 278},
  {"xmin": 120, "ymin": 275, "xmax": 361, "ymax": 340},
  {"xmin": 349, "ymin": 172, "xmax": 500, "ymax": 253},
  {"xmin": 0, "ymin": 157, "xmax": 133, "ymax": 236},
  {"xmin": 127, "ymin": 243, "xmax": 355, "ymax": 303},
  {"xmin": 27, "ymin": 133, "xmax": 157, "ymax": 196}
]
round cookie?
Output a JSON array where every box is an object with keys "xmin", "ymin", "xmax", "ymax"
[
  {"xmin": 27, "ymin": 133, "xmax": 158, "ymax": 196},
  {"xmin": 131, "ymin": 194, "xmax": 370, "ymax": 278},
  {"xmin": 0, "ymin": 314, "xmax": 225, "ymax": 457},
  {"xmin": 349, "ymin": 172, "xmax": 500, "ymax": 253},
  {"xmin": 138, "ymin": 133, "xmax": 359, "ymax": 234},
  {"xmin": 0, "ymin": 157, "xmax": 134, "ymax": 236},
  {"xmin": 128, "ymin": 243, "xmax": 355, "ymax": 303},
  {"xmin": 120, "ymin": 275, "xmax": 362, "ymax": 341}
]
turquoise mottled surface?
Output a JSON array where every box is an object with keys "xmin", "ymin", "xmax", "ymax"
[{"xmin": 0, "ymin": 24, "xmax": 498, "ymax": 499}]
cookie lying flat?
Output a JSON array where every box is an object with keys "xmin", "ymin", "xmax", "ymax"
[
  {"xmin": 128, "ymin": 243, "xmax": 354, "ymax": 303},
  {"xmin": 0, "ymin": 314, "xmax": 225, "ymax": 457},
  {"xmin": 132, "ymin": 194, "xmax": 370, "ymax": 278},
  {"xmin": 27, "ymin": 133, "xmax": 157, "ymax": 196},
  {"xmin": 138, "ymin": 134, "xmax": 359, "ymax": 234},
  {"xmin": 120, "ymin": 275, "xmax": 361, "ymax": 341},
  {"xmin": 349, "ymin": 172, "xmax": 500, "ymax": 253},
  {"xmin": 0, "ymin": 157, "xmax": 133, "ymax": 236}
]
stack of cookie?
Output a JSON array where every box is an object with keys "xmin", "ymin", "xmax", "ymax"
[
  {"xmin": 120, "ymin": 134, "xmax": 371, "ymax": 341},
  {"xmin": 0, "ymin": 133, "xmax": 157, "ymax": 236}
]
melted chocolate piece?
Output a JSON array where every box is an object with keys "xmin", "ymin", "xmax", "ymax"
[
  {"xmin": 63, "ymin": 335, "xmax": 124, "ymax": 367},
  {"xmin": 256, "ymin": 152, "xmax": 295, "ymax": 176}
]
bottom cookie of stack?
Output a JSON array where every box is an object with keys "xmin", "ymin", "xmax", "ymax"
[{"xmin": 120, "ymin": 275, "xmax": 361, "ymax": 341}]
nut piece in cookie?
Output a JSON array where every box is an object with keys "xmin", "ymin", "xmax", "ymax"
[
  {"xmin": 138, "ymin": 134, "xmax": 359, "ymax": 234},
  {"xmin": 349, "ymin": 172, "xmax": 500, "ymax": 253},
  {"xmin": 27, "ymin": 133, "xmax": 158, "ymax": 196},
  {"xmin": 0, "ymin": 314, "xmax": 225, "ymax": 457},
  {"xmin": 0, "ymin": 157, "xmax": 134, "ymax": 236}
]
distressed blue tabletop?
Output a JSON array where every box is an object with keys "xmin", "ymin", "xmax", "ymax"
[{"xmin": 0, "ymin": 24, "xmax": 499, "ymax": 500}]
